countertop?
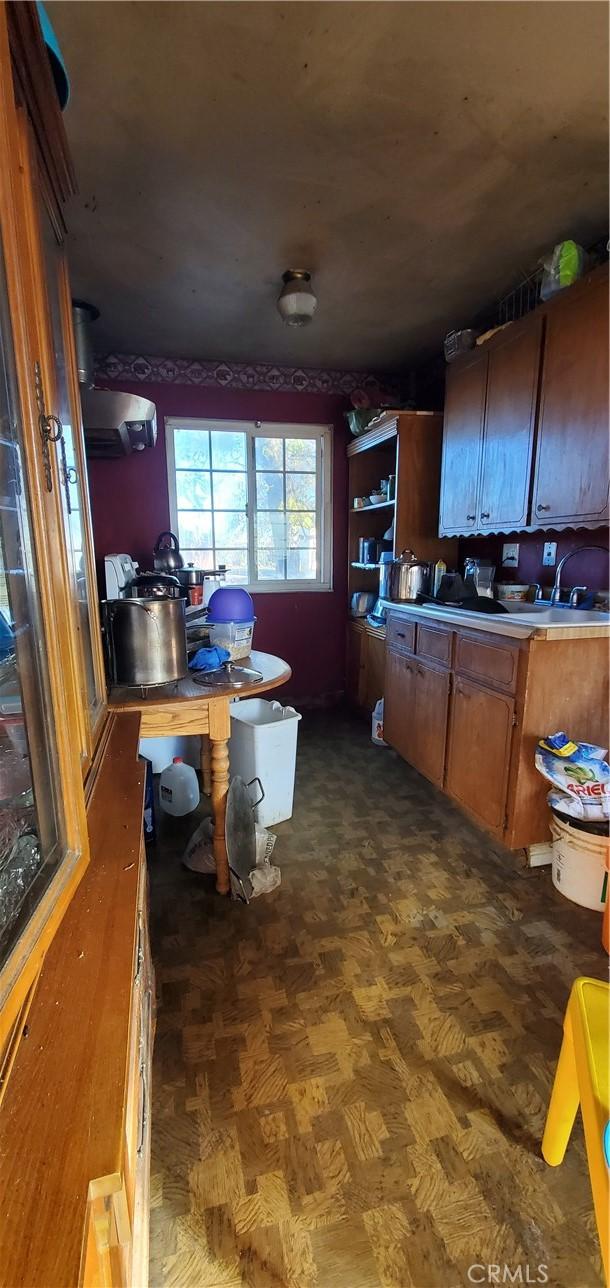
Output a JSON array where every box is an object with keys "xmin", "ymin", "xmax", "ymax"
[{"xmin": 380, "ymin": 599, "xmax": 610, "ymax": 640}]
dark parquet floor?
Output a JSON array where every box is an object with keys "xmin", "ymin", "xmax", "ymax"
[{"xmin": 147, "ymin": 709, "xmax": 606, "ymax": 1288}]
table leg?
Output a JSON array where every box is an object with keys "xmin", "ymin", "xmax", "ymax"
[
  {"xmin": 200, "ymin": 734, "xmax": 212, "ymax": 796},
  {"xmin": 209, "ymin": 702, "xmax": 231, "ymax": 896}
]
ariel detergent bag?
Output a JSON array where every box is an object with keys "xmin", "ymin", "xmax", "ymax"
[{"xmin": 535, "ymin": 731, "xmax": 610, "ymax": 822}]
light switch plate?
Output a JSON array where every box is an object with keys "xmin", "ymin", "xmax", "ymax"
[
  {"xmin": 543, "ymin": 541, "xmax": 557, "ymax": 567},
  {"xmin": 502, "ymin": 543, "xmax": 519, "ymax": 568}
]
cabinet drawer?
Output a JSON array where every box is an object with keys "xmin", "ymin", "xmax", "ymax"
[
  {"xmin": 416, "ymin": 623, "xmax": 452, "ymax": 668},
  {"xmin": 386, "ymin": 614, "xmax": 416, "ymax": 656},
  {"xmin": 454, "ymin": 631, "xmax": 519, "ymax": 694}
]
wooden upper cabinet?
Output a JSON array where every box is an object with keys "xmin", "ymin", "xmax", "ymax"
[
  {"xmin": 438, "ymin": 352, "xmax": 486, "ymax": 536},
  {"xmin": 477, "ymin": 315, "xmax": 542, "ymax": 531},
  {"xmin": 532, "ymin": 272, "xmax": 609, "ymax": 526},
  {"xmin": 439, "ymin": 268, "xmax": 609, "ymax": 535}
]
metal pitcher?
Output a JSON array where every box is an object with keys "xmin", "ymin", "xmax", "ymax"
[{"xmin": 103, "ymin": 596, "xmax": 187, "ymax": 686}]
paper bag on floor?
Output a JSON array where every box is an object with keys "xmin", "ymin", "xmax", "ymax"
[{"xmin": 182, "ymin": 817, "xmax": 281, "ymax": 895}]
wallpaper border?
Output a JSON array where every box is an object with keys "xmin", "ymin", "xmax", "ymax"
[{"xmin": 94, "ymin": 352, "xmax": 401, "ymax": 400}]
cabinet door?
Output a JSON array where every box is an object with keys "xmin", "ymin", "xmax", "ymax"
[
  {"xmin": 532, "ymin": 275, "xmax": 609, "ymax": 525},
  {"xmin": 478, "ymin": 316, "xmax": 542, "ymax": 530},
  {"xmin": 439, "ymin": 352, "xmax": 486, "ymax": 535},
  {"xmin": 0, "ymin": 216, "xmax": 85, "ymax": 1028},
  {"xmin": 346, "ymin": 624, "xmax": 365, "ymax": 706},
  {"xmin": 384, "ymin": 649, "xmax": 416, "ymax": 763},
  {"xmin": 412, "ymin": 661, "xmax": 449, "ymax": 787},
  {"xmin": 363, "ymin": 632, "xmax": 386, "ymax": 713},
  {"xmin": 17, "ymin": 118, "xmax": 106, "ymax": 762},
  {"xmin": 445, "ymin": 677, "xmax": 514, "ymax": 836}
]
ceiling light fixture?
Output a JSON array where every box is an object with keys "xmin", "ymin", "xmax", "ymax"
[{"xmin": 277, "ymin": 269, "xmax": 317, "ymax": 327}]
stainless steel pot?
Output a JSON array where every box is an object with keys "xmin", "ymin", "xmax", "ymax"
[
  {"xmin": 176, "ymin": 567, "xmax": 205, "ymax": 588},
  {"xmin": 103, "ymin": 597, "xmax": 187, "ymax": 686},
  {"xmin": 153, "ymin": 530, "xmax": 184, "ymax": 572},
  {"xmin": 390, "ymin": 549, "xmax": 431, "ymax": 602}
]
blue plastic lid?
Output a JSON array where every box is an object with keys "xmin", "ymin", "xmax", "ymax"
[{"xmin": 206, "ymin": 586, "xmax": 254, "ymax": 623}]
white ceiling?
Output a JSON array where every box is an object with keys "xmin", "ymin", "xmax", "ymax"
[{"xmin": 49, "ymin": 1, "xmax": 609, "ymax": 370}]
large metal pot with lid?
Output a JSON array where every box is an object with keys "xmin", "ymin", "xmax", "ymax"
[
  {"xmin": 125, "ymin": 572, "xmax": 182, "ymax": 599},
  {"xmin": 102, "ymin": 596, "xmax": 187, "ymax": 686},
  {"xmin": 389, "ymin": 549, "xmax": 431, "ymax": 602}
]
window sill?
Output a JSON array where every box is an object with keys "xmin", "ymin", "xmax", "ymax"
[{"xmin": 245, "ymin": 581, "xmax": 333, "ymax": 594}]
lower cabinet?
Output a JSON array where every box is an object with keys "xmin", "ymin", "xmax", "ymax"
[
  {"xmin": 384, "ymin": 649, "xmax": 416, "ymax": 764},
  {"xmin": 412, "ymin": 662, "xmax": 450, "ymax": 787},
  {"xmin": 346, "ymin": 621, "xmax": 386, "ymax": 713},
  {"xmin": 383, "ymin": 609, "xmax": 609, "ymax": 850},
  {"xmin": 384, "ymin": 650, "xmax": 449, "ymax": 788},
  {"xmin": 445, "ymin": 677, "xmax": 515, "ymax": 837}
]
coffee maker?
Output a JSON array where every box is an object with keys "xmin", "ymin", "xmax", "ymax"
[{"xmin": 463, "ymin": 557, "xmax": 495, "ymax": 598}]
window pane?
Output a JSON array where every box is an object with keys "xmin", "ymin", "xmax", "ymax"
[
  {"xmin": 286, "ymin": 473, "xmax": 316, "ymax": 509},
  {"xmin": 180, "ymin": 548, "xmax": 214, "ymax": 569},
  {"xmin": 255, "ymin": 437, "xmax": 283, "ymax": 470},
  {"xmin": 287, "ymin": 548, "xmax": 317, "ymax": 579},
  {"xmin": 177, "ymin": 511, "xmax": 213, "ymax": 548},
  {"xmin": 286, "ymin": 438, "xmax": 316, "ymax": 471},
  {"xmin": 215, "ymin": 549, "xmax": 248, "ymax": 584},
  {"xmin": 256, "ymin": 472, "xmax": 284, "ymax": 510},
  {"xmin": 256, "ymin": 513, "xmax": 285, "ymax": 546},
  {"xmin": 287, "ymin": 511, "xmax": 316, "ymax": 548},
  {"xmin": 211, "ymin": 430, "xmax": 246, "ymax": 470},
  {"xmin": 214, "ymin": 511, "xmax": 248, "ymax": 545},
  {"xmin": 212, "ymin": 472, "xmax": 247, "ymax": 509},
  {"xmin": 174, "ymin": 429, "xmax": 209, "ymax": 470},
  {"xmin": 256, "ymin": 550, "xmax": 285, "ymax": 581},
  {"xmin": 176, "ymin": 471, "xmax": 212, "ymax": 509}
]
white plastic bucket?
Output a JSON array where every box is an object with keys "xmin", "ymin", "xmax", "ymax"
[
  {"xmin": 229, "ymin": 698, "xmax": 301, "ymax": 826},
  {"xmin": 551, "ymin": 813, "xmax": 609, "ymax": 911}
]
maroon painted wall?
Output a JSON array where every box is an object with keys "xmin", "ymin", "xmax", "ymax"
[
  {"xmin": 86, "ymin": 382, "xmax": 350, "ymax": 703},
  {"xmin": 458, "ymin": 529, "xmax": 609, "ymax": 594}
]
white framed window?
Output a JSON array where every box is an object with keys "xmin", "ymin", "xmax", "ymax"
[{"xmin": 165, "ymin": 418, "xmax": 333, "ymax": 592}]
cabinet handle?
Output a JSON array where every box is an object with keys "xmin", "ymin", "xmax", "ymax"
[
  {"xmin": 536, "ymin": 503, "xmax": 550, "ymax": 513},
  {"xmin": 480, "ymin": 511, "xmax": 490, "ymax": 520},
  {"xmin": 416, "ymin": 666, "xmax": 425, "ymax": 677},
  {"xmin": 396, "ymin": 631, "xmax": 405, "ymax": 639},
  {"xmin": 466, "ymin": 513, "xmax": 476, "ymax": 521}
]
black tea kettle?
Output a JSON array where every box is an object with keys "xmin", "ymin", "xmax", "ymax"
[{"xmin": 153, "ymin": 530, "xmax": 184, "ymax": 573}]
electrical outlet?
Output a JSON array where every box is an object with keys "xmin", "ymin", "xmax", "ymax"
[
  {"xmin": 502, "ymin": 543, "xmax": 519, "ymax": 568},
  {"xmin": 543, "ymin": 541, "xmax": 557, "ymax": 567}
]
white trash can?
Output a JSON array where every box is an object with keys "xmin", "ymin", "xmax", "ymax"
[
  {"xmin": 550, "ymin": 812, "xmax": 609, "ymax": 911},
  {"xmin": 229, "ymin": 698, "xmax": 301, "ymax": 826}
]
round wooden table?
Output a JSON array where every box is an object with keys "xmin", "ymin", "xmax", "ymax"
[{"xmin": 108, "ymin": 652, "xmax": 291, "ymax": 894}]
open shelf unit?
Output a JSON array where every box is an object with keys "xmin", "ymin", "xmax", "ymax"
[{"xmin": 346, "ymin": 411, "xmax": 458, "ymax": 605}]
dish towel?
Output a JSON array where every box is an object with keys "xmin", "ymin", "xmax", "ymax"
[{"xmin": 188, "ymin": 645, "xmax": 230, "ymax": 672}]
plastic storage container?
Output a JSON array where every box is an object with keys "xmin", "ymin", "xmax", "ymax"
[
  {"xmin": 207, "ymin": 619, "xmax": 255, "ymax": 660},
  {"xmin": 550, "ymin": 812, "xmax": 609, "ymax": 910},
  {"xmin": 229, "ymin": 698, "xmax": 301, "ymax": 826},
  {"xmin": 159, "ymin": 757, "xmax": 200, "ymax": 816}
]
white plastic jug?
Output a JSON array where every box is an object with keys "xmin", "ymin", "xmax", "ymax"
[{"xmin": 159, "ymin": 757, "xmax": 200, "ymax": 816}]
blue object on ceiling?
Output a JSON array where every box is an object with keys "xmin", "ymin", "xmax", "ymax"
[{"xmin": 36, "ymin": 2, "xmax": 70, "ymax": 110}]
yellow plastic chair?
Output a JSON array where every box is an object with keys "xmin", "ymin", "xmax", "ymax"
[{"xmin": 542, "ymin": 977, "xmax": 609, "ymax": 1283}]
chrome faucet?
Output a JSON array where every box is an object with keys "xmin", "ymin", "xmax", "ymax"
[{"xmin": 550, "ymin": 545, "xmax": 609, "ymax": 607}]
